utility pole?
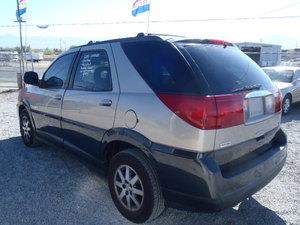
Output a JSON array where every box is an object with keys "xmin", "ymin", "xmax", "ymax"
[
  {"xmin": 15, "ymin": 0, "xmax": 25, "ymax": 76},
  {"xmin": 146, "ymin": 0, "xmax": 152, "ymax": 34}
]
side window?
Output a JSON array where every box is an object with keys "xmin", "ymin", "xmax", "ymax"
[
  {"xmin": 121, "ymin": 41, "xmax": 203, "ymax": 94},
  {"xmin": 43, "ymin": 53, "xmax": 75, "ymax": 88},
  {"xmin": 73, "ymin": 50, "xmax": 112, "ymax": 92}
]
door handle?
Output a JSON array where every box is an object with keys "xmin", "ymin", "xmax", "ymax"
[
  {"xmin": 99, "ymin": 99, "xmax": 112, "ymax": 107},
  {"xmin": 54, "ymin": 95, "xmax": 62, "ymax": 101}
]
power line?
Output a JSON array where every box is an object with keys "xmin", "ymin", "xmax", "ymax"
[
  {"xmin": 260, "ymin": 2, "xmax": 300, "ymax": 15},
  {"xmin": 1, "ymin": 15, "xmax": 300, "ymax": 28}
]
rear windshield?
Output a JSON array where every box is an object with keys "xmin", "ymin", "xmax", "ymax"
[
  {"xmin": 263, "ymin": 69, "xmax": 294, "ymax": 83},
  {"xmin": 178, "ymin": 43, "xmax": 276, "ymax": 95},
  {"xmin": 121, "ymin": 41, "xmax": 208, "ymax": 95}
]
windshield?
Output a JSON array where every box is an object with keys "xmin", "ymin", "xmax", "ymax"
[
  {"xmin": 178, "ymin": 43, "xmax": 276, "ymax": 95},
  {"xmin": 263, "ymin": 69, "xmax": 294, "ymax": 83}
]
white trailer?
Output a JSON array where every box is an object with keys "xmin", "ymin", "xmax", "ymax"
[
  {"xmin": 236, "ymin": 42, "xmax": 281, "ymax": 67},
  {"xmin": 24, "ymin": 52, "xmax": 44, "ymax": 62}
]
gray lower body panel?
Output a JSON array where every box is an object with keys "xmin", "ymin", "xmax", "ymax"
[{"xmin": 151, "ymin": 128, "xmax": 287, "ymax": 211}]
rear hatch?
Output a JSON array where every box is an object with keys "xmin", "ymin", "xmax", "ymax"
[{"xmin": 176, "ymin": 40, "xmax": 282, "ymax": 150}]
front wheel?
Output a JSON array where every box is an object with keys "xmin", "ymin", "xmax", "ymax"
[
  {"xmin": 282, "ymin": 95, "xmax": 292, "ymax": 115},
  {"xmin": 108, "ymin": 149, "xmax": 165, "ymax": 223},
  {"xmin": 19, "ymin": 109, "xmax": 38, "ymax": 147}
]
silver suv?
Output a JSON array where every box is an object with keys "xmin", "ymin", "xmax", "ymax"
[{"xmin": 18, "ymin": 34, "xmax": 287, "ymax": 223}]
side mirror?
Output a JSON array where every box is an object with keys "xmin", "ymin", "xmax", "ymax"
[{"xmin": 24, "ymin": 71, "xmax": 39, "ymax": 86}]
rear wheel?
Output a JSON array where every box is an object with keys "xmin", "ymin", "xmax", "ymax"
[
  {"xmin": 282, "ymin": 95, "xmax": 292, "ymax": 115},
  {"xmin": 20, "ymin": 109, "xmax": 38, "ymax": 147},
  {"xmin": 108, "ymin": 149, "xmax": 165, "ymax": 223}
]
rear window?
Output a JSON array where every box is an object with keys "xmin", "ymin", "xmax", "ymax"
[
  {"xmin": 121, "ymin": 41, "xmax": 207, "ymax": 95},
  {"xmin": 178, "ymin": 43, "xmax": 276, "ymax": 95}
]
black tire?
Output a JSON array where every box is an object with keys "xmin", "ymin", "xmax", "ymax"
[
  {"xmin": 282, "ymin": 95, "xmax": 292, "ymax": 115},
  {"xmin": 19, "ymin": 109, "xmax": 38, "ymax": 147},
  {"xmin": 108, "ymin": 149, "xmax": 165, "ymax": 223}
]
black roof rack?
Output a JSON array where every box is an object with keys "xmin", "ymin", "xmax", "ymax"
[
  {"xmin": 148, "ymin": 33, "xmax": 186, "ymax": 38},
  {"xmin": 69, "ymin": 33, "xmax": 186, "ymax": 50}
]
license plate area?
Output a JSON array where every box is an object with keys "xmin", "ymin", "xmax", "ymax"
[
  {"xmin": 248, "ymin": 97, "xmax": 264, "ymax": 118},
  {"xmin": 244, "ymin": 90, "xmax": 275, "ymax": 124}
]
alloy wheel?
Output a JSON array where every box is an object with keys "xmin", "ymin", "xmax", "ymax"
[
  {"xmin": 22, "ymin": 115, "xmax": 31, "ymax": 141},
  {"xmin": 114, "ymin": 165, "xmax": 144, "ymax": 211},
  {"xmin": 283, "ymin": 98, "xmax": 291, "ymax": 114}
]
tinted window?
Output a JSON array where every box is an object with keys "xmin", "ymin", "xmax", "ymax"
[
  {"xmin": 179, "ymin": 43, "xmax": 276, "ymax": 95},
  {"xmin": 43, "ymin": 53, "xmax": 75, "ymax": 88},
  {"xmin": 263, "ymin": 69, "xmax": 294, "ymax": 83},
  {"xmin": 122, "ymin": 41, "xmax": 204, "ymax": 94},
  {"xmin": 73, "ymin": 50, "xmax": 112, "ymax": 91}
]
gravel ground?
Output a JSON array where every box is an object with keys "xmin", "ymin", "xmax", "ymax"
[{"xmin": 0, "ymin": 91, "xmax": 299, "ymax": 225}]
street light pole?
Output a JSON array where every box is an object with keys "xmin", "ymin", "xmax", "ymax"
[{"xmin": 16, "ymin": 0, "xmax": 25, "ymax": 76}]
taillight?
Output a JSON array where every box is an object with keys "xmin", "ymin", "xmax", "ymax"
[
  {"xmin": 158, "ymin": 93, "xmax": 245, "ymax": 130},
  {"xmin": 158, "ymin": 94, "xmax": 218, "ymax": 129},
  {"xmin": 275, "ymin": 89, "xmax": 282, "ymax": 113},
  {"xmin": 215, "ymin": 93, "xmax": 245, "ymax": 128},
  {"xmin": 208, "ymin": 39, "xmax": 231, "ymax": 45},
  {"xmin": 202, "ymin": 39, "xmax": 233, "ymax": 46}
]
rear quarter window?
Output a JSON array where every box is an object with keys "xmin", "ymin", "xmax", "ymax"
[{"xmin": 121, "ymin": 41, "xmax": 207, "ymax": 95}]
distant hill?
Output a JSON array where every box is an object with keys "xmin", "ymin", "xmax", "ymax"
[{"xmin": 0, "ymin": 34, "xmax": 90, "ymax": 49}]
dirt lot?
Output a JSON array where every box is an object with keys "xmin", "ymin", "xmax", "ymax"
[{"xmin": 0, "ymin": 91, "xmax": 299, "ymax": 225}]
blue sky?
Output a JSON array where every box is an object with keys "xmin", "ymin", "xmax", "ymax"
[{"xmin": 1, "ymin": 0, "xmax": 300, "ymax": 49}]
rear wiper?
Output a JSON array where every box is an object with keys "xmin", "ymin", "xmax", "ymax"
[{"xmin": 232, "ymin": 84, "xmax": 262, "ymax": 93}]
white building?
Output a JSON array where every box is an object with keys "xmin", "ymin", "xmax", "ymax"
[{"xmin": 235, "ymin": 42, "xmax": 281, "ymax": 67}]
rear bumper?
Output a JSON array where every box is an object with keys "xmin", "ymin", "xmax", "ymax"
[{"xmin": 151, "ymin": 128, "xmax": 287, "ymax": 211}]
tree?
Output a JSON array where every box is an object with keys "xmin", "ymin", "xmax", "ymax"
[
  {"xmin": 44, "ymin": 48, "xmax": 54, "ymax": 55},
  {"xmin": 14, "ymin": 47, "xmax": 21, "ymax": 54},
  {"xmin": 25, "ymin": 45, "xmax": 31, "ymax": 53},
  {"xmin": 53, "ymin": 48, "xmax": 62, "ymax": 55}
]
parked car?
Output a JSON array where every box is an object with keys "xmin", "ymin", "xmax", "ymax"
[
  {"xmin": 263, "ymin": 66, "xmax": 300, "ymax": 114},
  {"xmin": 18, "ymin": 34, "xmax": 287, "ymax": 223},
  {"xmin": 0, "ymin": 51, "xmax": 19, "ymax": 62},
  {"xmin": 24, "ymin": 52, "xmax": 44, "ymax": 62}
]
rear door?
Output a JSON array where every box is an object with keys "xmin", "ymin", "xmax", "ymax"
[
  {"xmin": 178, "ymin": 42, "xmax": 281, "ymax": 150},
  {"xmin": 30, "ymin": 52, "xmax": 76, "ymax": 143},
  {"xmin": 61, "ymin": 44, "xmax": 119, "ymax": 159}
]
